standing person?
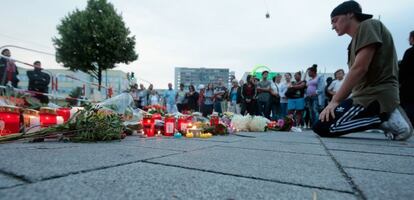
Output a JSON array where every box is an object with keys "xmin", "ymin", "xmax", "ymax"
[
  {"xmin": 130, "ymin": 84, "xmax": 139, "ymax": 108},
  {"xmin": 228, "ymin": 79, "xmax": 241, "ymax": 114},
  {"xmin": 176, "ymin": 83, "xmax": 187, "ymax": 113},
  {"xmin": 399, "ymin": 31, "xmax": 414, "ymax": 125},
  {"xmin": 325, "ymin": 77, "xmax": 334, "ymax": 104},
  {"xmin": 0, "ymin": 49, "xmax": 19, "ymax": 87},
  {"xmin": 197, "ymin": 85, "xmax": 205, "ymax": 113},
  {"xmin": 328, "ymin": 69, "xmax": 345, "ymax": 97},
  {"xmin": 186, "ymin": 84, "xmax": 199, "ymax": 112},
  {"xmin": 238, "ymin": 80, "xmax": 245, "ymax": 115},
  {"xmin": 256, "ymin": 71, "xmax": 272, "ymax": 119},
  {"xmin": 286, "ymin": 72, "xmax": 306, "ymax": 127},
  {"xmin": 138, "ymin": 84, "xmax": 148, "ymax": 109},
  {"xmin": 148, "ymin": 90, "xmax": 160, "ymax": 105},
  {"xmin": 270, "ymin": 74, "xmax": 281, "ymax": 120},
  {"xmin": 213, "ymin": 80, "xmax": 227, "ymax": 114},
  {"xmin": 241, "ymin": 75, "xmax": 257, "ymax": 116},
  {"xmin": 315, "ymin": 1, "xmax": 412, "ymax": 140},
  {"xmin": 27, "ymin": 61, "xmax": 50, "ymax": 104},
  {"xmin": 279, "ymin": 73, "xmax": 292, "ymax": 119},
  {"xmin": 202, "ymin": 83, "xmax": 214, "ymax": 117},
  {"xmin": 164, "ymin": 83, "xmax": 177, "ymax": 114},
  {"xmin": 305, "ymin": 65, "xmax": 321, "ymax": 127}
]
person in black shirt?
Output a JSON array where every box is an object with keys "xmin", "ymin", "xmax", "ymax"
[
  {"xmin": 27, "ymin": 61, "xmax": 50, "ymax": 104},
  {"xmin": 399, "ymin": 31, "xmax": 414, "ymax": 125}
]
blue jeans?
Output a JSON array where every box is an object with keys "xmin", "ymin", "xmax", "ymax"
[
  {"xmin": 214, "ymin": 101, "xmax": 223, "ymax": 114},
  {"xmin": 306, "ymin": 96, "xmax": 320, "ymax": 126},
  {"xmin": 202, "ymin": 104, "xmax": 213, "ymax": 117},
  {"xmin": 271, "ymin": 103, "xmax": 281, "ymax": 120},
  {"xmin": 280, "ymin": 103, "xmax": 288, "ymax": 118},
  {"xmin": 258, "ymin": 100, "xmax": 271, "ymax": 119}
]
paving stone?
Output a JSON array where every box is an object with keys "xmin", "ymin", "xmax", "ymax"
[
  {"xmin": 0, "ymin": 162, "xmax": 356, "ymax": 200},
  {"xmin": 331, "ymin": 150, "xmax": 414, "ymax": 174},
  {"xmin": 320, "ymin": 133, "xmax": 414, "ymax": 148},
  {"xmin": 219, "ymin": 139, "xmax": 327, "ymax": 156},
  {"xmin": 119, "ymin": 137, "xmax": 220, "ymax": 152},
  {"xmin": 0, "ymin": 143, "xmax": 177, "ymax": 182},
  {"xmin": 237, "ymin": 131, "xmax": 321, "ymax": 144},
  {"xmin": 191, "ymin": 135, "xmax": 247, "ymax": 143},
  {"xmin": 325, "ymin": 142, "xmax": 414, "ymax": 156},
  {"xmin": 149, "ymin": 146, "xmax": 352, "ymax": 192},
  {"xmin": 0, "ymin": 141, "xmax": 80, "ymax": 150},
  {"xmin": 345, "ymin": 168, "xmax": 414, "ymax": 200},
  {"xmin": 0, "ymin": 174, "xmax": 25, "ymax": 189}
]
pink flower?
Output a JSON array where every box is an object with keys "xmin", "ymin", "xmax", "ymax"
[{"xmin": 277, "ymin": 119, "xmax": 285, "ymax": 128}]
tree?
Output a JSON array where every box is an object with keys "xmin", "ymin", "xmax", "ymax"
[{"xmin": 53, "ymin": 0, "xmax": 138, "ymax": 91}]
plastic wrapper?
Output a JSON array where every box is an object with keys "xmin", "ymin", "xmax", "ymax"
[
  {"xmin": 94, "ymin": 93, "xmax": 143, "ymax": 130},
  {"xmin": 47, "ymin": 102, "xmax": 61, "ymax": 108},
  {"xmin": 248, "ymin": 116, "xmax": 270, "ymax": 132},
  {"xmin": 231, "ymin": 114, "xmax": 252, "ymax": 132}
]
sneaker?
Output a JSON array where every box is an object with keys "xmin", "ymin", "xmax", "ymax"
[{"xmin": 380, "ymin": 106, "xmax": 413, "ymax": 141}]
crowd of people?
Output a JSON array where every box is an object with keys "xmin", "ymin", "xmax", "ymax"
[
  {"xmin": 128, "ymin": 65, "xmax": 347, "ymax": 129},
  {"xmin": 128, "ymin": 1, "xmax": 413, "ymax": 141}
]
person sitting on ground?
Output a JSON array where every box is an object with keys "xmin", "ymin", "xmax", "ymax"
[{"xmin": 314, "ymin": 1, "xmax": 412, "ymax": 141}]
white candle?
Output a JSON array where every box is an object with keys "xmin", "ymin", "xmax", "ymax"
[
  {"xmin": 27, "ymin": 116, "xmax": 40, "ymax": 133},
  {"xmin": 56, "ymin": 116, "xmax": 64, "ymax": 125}
]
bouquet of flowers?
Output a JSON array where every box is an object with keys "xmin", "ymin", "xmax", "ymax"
[
  {"xmin": 144, "ymin": 104, "xmax": 166, "ymax": 116},
  {"xmin": 267, "ymin": 116, "xmax": 294, "ymax": 131}
]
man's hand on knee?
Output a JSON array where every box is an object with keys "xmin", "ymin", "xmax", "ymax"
[{"xmin": 320, "ymin": 101, "xmax": 339, "ymax": 122}]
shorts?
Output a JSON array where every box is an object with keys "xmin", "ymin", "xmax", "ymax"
[{"xmin": 288, "ymin": 98, "xmax": 305, "ymax": 111}]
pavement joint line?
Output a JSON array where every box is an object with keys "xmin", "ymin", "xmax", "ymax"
[
  {"xmin": 329, "ymin": 148, "xmax": 414, "ymax": 157},
  {"xmin": 317, "ymin": 137, "xmax": 366, "ymax": 200},
  {"xmin": 0, "ymin": 145, "xmax": 80, "ymax": 151},
  {"xmin": 142, "ymin": 160, "xmax": 355, "ymax": 195},
  {"xmin": 0, "ymin": 169, "xmax": 32, "ymax": 184},
  {"xmin": 343, "ymin": 166, "xmax": 414, "ymax": 176},
  {"xmin": 233, "ymin": 133, "xmax": 256, "ymax": 138},
  {"xmin": 215, "ymin": 145, "xmax": 329, "ymax": 157},
  {"xmin": 189, "ymin": 138, "xmax": 245, "ymax": 143},
  {"xmin": 0, "ymin": 183, "xmax": 26, "ymax": 190},
  {"xmin": 111, "ymin": 143, "xmax": 186, "ymax": 153}
]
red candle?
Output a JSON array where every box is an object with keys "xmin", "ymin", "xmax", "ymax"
[
  {"xmin": 39, "ymin": 107, "xmax": 58, "ymax": 128},
  {"xmin": 0, "ymin": 106, "xmax": 21, "ymax": 135},
  {"xmin": 164, "ymin": 114, "xmax": 175, "ymax": 136},
  {"xmin": 177, "ymin": 115, "xmax": 188, "ymax": 132},
  {"xmin": 210, "ymin": 114, "xmax": 219, "ymax": 127},
  {"xmin": 143, "ymin": 114, "xmax": 155, "ymax": 137},
  {"xmin": 57, "ymin": 108, "xmax": 71, "ymax": 122}
]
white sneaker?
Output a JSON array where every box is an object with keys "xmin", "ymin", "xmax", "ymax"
[{"xmin": 380, "ymin": 106, "xmax": 413, "ymax": 141}]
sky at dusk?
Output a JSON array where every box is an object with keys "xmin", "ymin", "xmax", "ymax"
[{"xmin": 0, "ymin": 0, "xmax": 413, "ymax": 88}]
